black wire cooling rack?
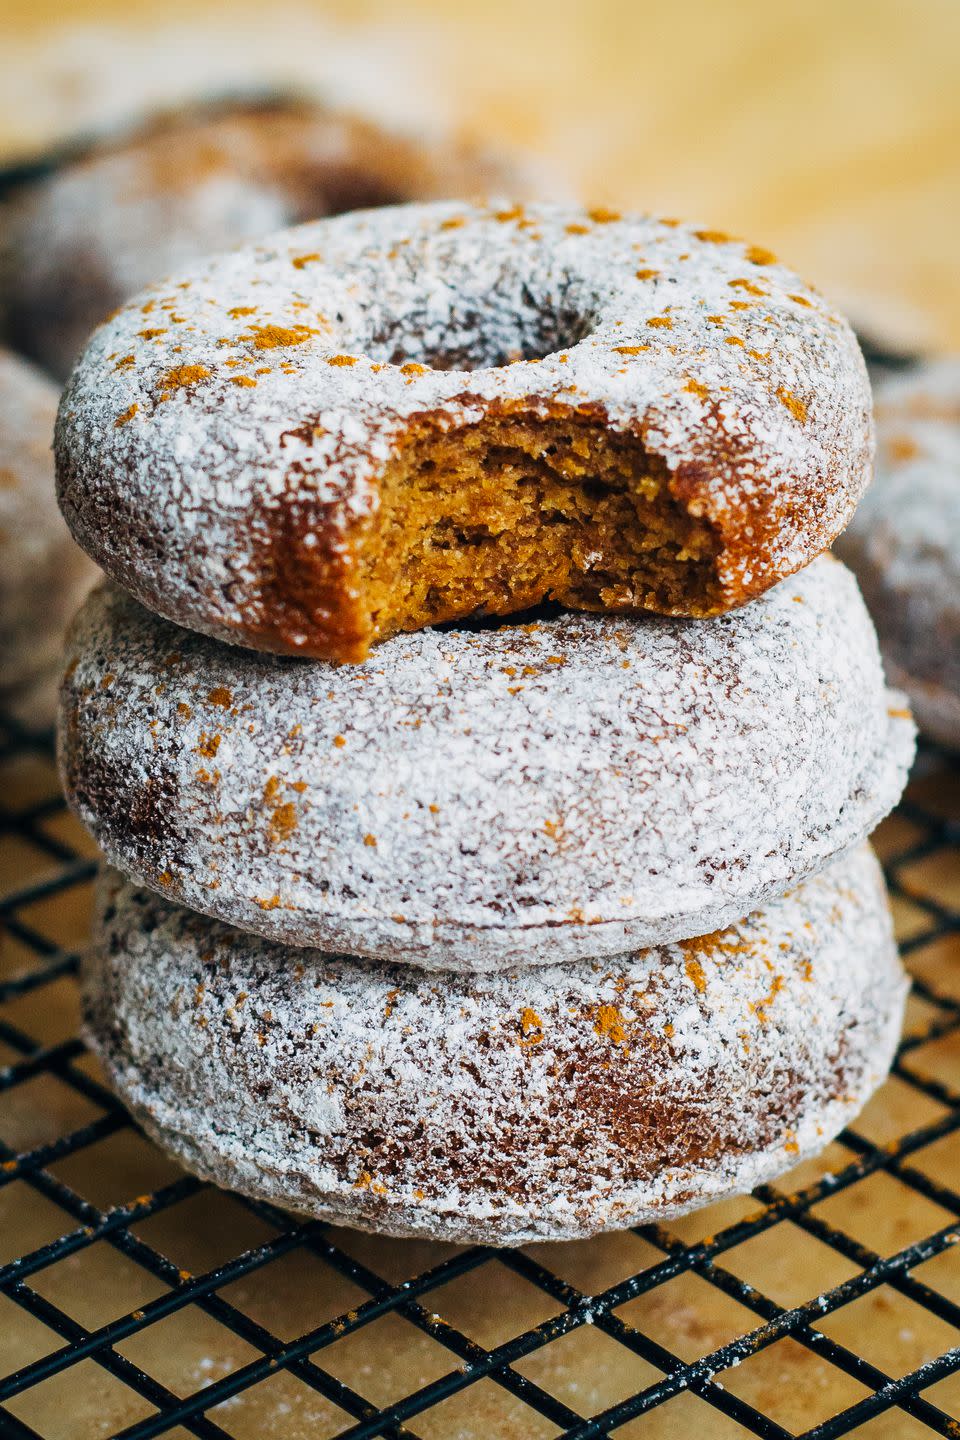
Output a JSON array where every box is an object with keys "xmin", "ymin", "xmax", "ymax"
[{"xmin": 3, "ymin": 708, "xmax": 960, "ymax": 1440}]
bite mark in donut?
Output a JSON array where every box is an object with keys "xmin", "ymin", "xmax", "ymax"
[
  {"xmin": 360, "ymin": 410, "xmax": 724, "ymax": 645},
  {"xmin": 265, "ymin": 406, "xmax": 724, "ymax": 660}
]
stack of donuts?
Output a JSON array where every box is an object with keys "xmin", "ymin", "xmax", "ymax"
[{"xmin": 57, "ymin": 200, "xmax": 915, "ymax": 1244}]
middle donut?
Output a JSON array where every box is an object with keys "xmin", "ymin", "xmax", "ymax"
[{"xmin": 59, "ymin": 555, "xmax": 914, "ymax": 970}]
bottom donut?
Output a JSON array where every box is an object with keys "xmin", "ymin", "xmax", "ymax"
[{"xmin": 84, "ymin": 848, "xmax": 906, "ymax": 1246}]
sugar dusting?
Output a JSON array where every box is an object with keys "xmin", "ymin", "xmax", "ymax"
[{"xmin": 3, "ymin": 110, "xmax": 543, "ymax": 382}]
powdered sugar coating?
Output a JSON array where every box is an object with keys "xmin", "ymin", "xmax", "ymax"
[
  {"xmin": 837, "ymin": 359, "xmax": 960, "ymax": 747},
  {"xmin": 2, "ymin": 103, "xmax": 536, "ymax": 380},
  {"xmin": 59, "ymin": 557, "xmax": 914, "ymax": 969},
  {"xmin": 0, "ymin": 349, "xmax": 98, "ymax": 713},
  {"xmin": 56, "ymin": 200, "xmax": 873, "ymax": 656},
  {"xmin": 83, "ymin": 848, "xmax": 906, "ymax": 1245}
]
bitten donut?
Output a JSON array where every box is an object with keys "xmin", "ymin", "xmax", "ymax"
[
  {"xmin": 0, "ymin": 349, "xmax": 98, "ymax": 724},
  {"xmin": 1, "ymin": 98, "xmax": 528, "ymax": 380},
  {"xmin": 837, "ymin": 358, "xmax": 960, "ymax": 747},
  {"xmin": 56, "ymin": 201, "xmax": 873, "ymax": 661},
  {"xmin": 84, "ymin": 848, "xmax": 906, "ymax": 1245},
  {"xmin": 59, "ymin": 558, "xmax": 914, "ymax": 969}
]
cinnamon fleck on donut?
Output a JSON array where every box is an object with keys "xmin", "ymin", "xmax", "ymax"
[{"xmin": 55, "ymin": 201, "xmax": 873, "ymax": 661}]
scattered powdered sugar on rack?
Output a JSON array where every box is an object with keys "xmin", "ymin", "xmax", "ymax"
[
  {"xmin": 56, "ymin": 200, "xmax": 873, "ymax": 652},
  {"xmin": 83, "ymin": 846, "xmax": 907, "ymax": 1245},
  {"xmin": 837, "ymin": 358, "xmax": 960, "ymax": 748},
  {"xmin": 59, "ymin": 557, "xmax": 915, "ymax": 969}
]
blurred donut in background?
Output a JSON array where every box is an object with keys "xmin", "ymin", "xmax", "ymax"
[
  {"xmin": 837, "ymin": 357, "xmax": 960, "ymax": 748},
  {"xmin": 0, "ymin": 95, "xmax": 544, "ymax": 379},
  {"xmin": 0, "ymin": 348, "xmax": 98, "ymax": 726}
]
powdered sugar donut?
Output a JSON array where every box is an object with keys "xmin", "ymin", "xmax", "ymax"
[
  {"xmin": 56, "ymin": 201, "xmax": 873, "ymax": 661},
  {"xmin": 0, "ymin": 349, "xmax": 98, "ymax": 723},
  {"xmin": 59, "ymin": 557, "xmax": 914, "ymax": 969},
  {"xmin": 83, "ymin": 847, "xmax": 906, "ymax": 1245},
  {"xmin": 837, "ymin": 358, "xmax": 960, "ymax": 747},
  {"xmin": 1, "ymin": 98, "xmax": 530, "ymax": 380}
]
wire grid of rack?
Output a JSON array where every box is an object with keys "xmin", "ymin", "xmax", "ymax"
[{"xmin": 2, "ymin": 708, "xmax": 960, "ymax": 1440}]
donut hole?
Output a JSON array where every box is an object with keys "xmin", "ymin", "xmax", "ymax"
[
  {"xmin": 366, "ymin": 300, "xmax": 594, "ymax": 373},
  {"xmin": 356, "ymin": 413, "xmax": 725, "ymax": 647}
]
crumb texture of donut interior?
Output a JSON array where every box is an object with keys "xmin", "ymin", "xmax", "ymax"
[{"xmin": 359, "ymin": 414, "xmax": 723, "ymax": 646}]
